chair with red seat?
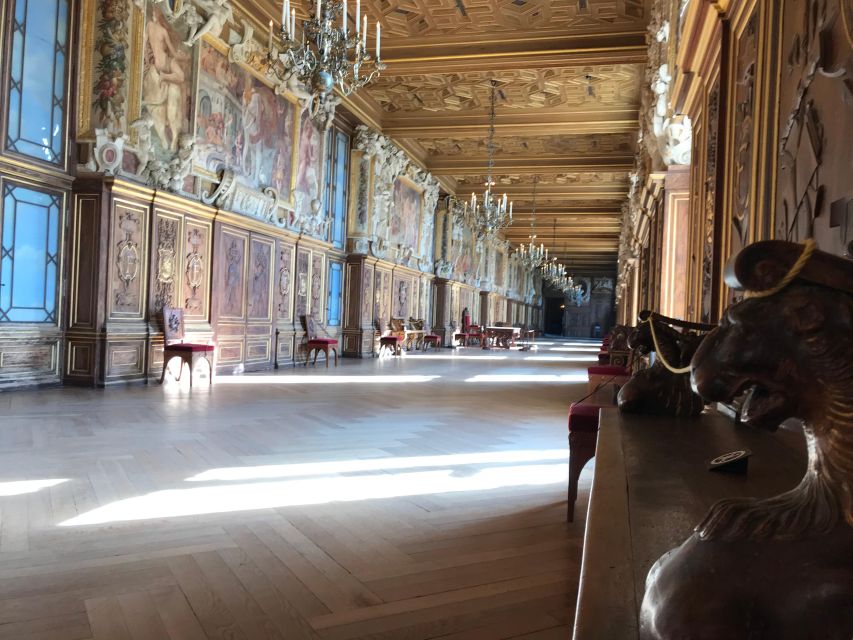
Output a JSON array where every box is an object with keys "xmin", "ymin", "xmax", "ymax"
[
  {"xmin": 160, "ymin": 306, "xmax": 215, "ymax": 387},
  {"xmin": 567, "ymin": 402, "xmax": 601, "ymax": 521},
  {"xmin": 302, "ymin": 315, "xmax": 339, "ymax": 367},
  {"xmin": 422, "ymin": 324, "xmax": 442, "ymax": 351}
]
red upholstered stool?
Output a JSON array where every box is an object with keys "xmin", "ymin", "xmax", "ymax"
[
  {"xmin": 307, "ymin": 338, "xmax": 338, "ymax": 367},
  {"xmin": 423, "ymin": 334, "xmax": 441, "ymax": 351},
  {"xmin": 567, "ymin": 402, "xmax": 601, "ymax": 521},
  {"xmin": 587, "ymin": 364, "xmax": 631, "ymax": 403},
  {"xmin": 302, "ymin": 315, "xmax": 339, "ymax": 367},
  {"xmin": 453, "ymin": 332, "xmax": 469, "ymax": 347},
  {"xmin": 380, "ymin": 335, "xmax": 403, "ymax": 356}
]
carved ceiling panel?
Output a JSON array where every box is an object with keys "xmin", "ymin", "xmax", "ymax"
[
  {"xmin": 368, "ymin": 65, "xmax": 643, "ymax": 113},
  {"xmin": 359, "ymin": 0, "xmax": 646, "ymax": 38},
  {"xmin": 420, "ymin": 133, "xmax": 637, "ymax": 157},
  {"xmin": 455, "ymin": 172, "xmax": 631, "ymax": 187}
]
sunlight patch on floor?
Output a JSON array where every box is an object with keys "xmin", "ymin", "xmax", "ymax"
[
  {"xmin": 464, "ymin": 373, "xmax": 588, "ymax": 383},
  {"xmin": 0, "ymin": 479, "xmax": 67, "ymax": 497},
  {"xmin": 214, "ymin": 375, "xmax": 441, "ymax": 384},
  {"xmin": 187, "ymin": 449, "xmax": 569, "ymax": 482},
  {"xmin": 60, "ymin": 464, "xmax": 568, "ymax": 526}
]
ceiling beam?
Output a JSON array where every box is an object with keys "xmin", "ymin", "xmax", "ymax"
[
  {"xmin": 381, "ymin": 32, "xmax": 647, "ymax": 75},
  {"xmin": 428, "ymin": 156, "xmax": 634, "ymax": 175},
  {"xmin": 383, "ymin": 108, "xmax": 639, "ymax": 138}
]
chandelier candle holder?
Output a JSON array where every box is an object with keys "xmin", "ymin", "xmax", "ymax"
[
  {"xmin": 515, "ymin": 175, "xmax": 545, "ymax": 270},
  {"xmin": 268, "ymin": 0, "xmax": 385, "ymax": 114},
  {"xmin": 449, "ymin": 80, "xmax": 513, "ymax": 242}
]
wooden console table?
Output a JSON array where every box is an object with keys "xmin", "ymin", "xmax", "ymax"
[
  {"xmin": 481, "ymin": 326, "xmax": 521, "ymax": 349},
  {"xmin": 572, "ymin": 409, "xmax": 806, "ymax": 640}
]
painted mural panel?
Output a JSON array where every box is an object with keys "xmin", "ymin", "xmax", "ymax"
[
  {"xmin": 295, "ymin": 248, "xmax": 310, "ymax": 319},
  {"xmin": 391, "ymin": 177, "xmax": 423, "ymax": 250},
  {"xmin": 142, "ymin": 3, "xmax": 194, "ymax": 157},
  {"xmin": 277, "ymin": 242, "xmax": 294, "ymax": 321},
  {"xmin": 310, "ymin": 253, "xmax": 324, "ymax": 318},
  {"xmin": 248, "ymin": 237, "xmax": 272, "ymax": 321},
  {"xmin": 195, "ymin": 42, "xmax": 298, "ymax": 201},
  {"xmin": 219, "ymin": 229, "xmax": 247, "ymax": 320},
  {"xmin": 295, "ymin": 109, "xmax": 323, "ymax": 219},
  {"xmin": 183, "ymin": 220, "xmax": 209, "ymax": 318}
]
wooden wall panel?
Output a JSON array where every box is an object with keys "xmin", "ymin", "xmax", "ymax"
[
  {"xmin": 276, "ymin": 241, "xmax": 294, "ymax": 323},
  {"xmin": 150, "ymin": 210, "xmax": 182, "ymax": 316},
  {"xmin": 108, "ymin": 200, "xmax": 149, "ymax": 320},
  {"xmin": 214, "ymin": 225, "xmax": 249, "ymax": 372},
  {"xmin": 246, "ymin": 235, "xmax": 274, "ymax": 368},
  {"xmin": 183, "ymin": 219, "xmax": 211, "ymax": 321},
  {"xmin": 295, "ymin": 248, "xmax": 310, "ymax": 319},
  {"xmin": 310, "ymin": 252, "xmax": 325, "ymax": 319},
  {"xmin": 773, "ymin": 0, "xmax": 853, "ymax": 256}
]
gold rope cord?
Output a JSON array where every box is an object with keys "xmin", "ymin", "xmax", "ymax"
[
  {"xmin": 744, "ymin": 239, "xmax": 817, "ymax": 299},
  {"xmin": 646, "ymin": 316, "xmax": 694, "ymax": 375}
]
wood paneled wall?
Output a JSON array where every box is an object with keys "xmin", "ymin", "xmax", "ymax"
[
  {"xmin": 620, "ymin": 0, "xmax": 851, "ymax": 327},
  {"xmin": 66, "ymin": 178, "xmax": 345, "ymax": 385}
]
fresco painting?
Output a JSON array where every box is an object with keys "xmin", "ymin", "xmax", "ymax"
[
  {"xmin": 195, "ymin": 42, "xmax": 297, "ymax": 201},
  {"xmin": 391, "ymin": 177, "xmax": 422, "ymax": 250}
]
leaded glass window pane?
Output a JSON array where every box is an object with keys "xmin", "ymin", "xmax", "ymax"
[
  {"xmin": 326, "ymin": 261, "xmax": 343, "ymax": 327},
  {"xmin": 0, "ymin": 184, "xmax": 61, "ymax": 323},
  {"xmin": 331, "ymin": 131, "xmax": 350, "ymax": 249},
  {"xmin": 6, "ymin": 0, "xmax": 70, "ymax": 164}
]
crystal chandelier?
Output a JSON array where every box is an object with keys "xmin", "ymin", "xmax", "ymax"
[
  {"xmin": 515, "ymin": 176, "xmax": 546, "ymax": 269},
  {"xmin": 268, "ymin": 0, "xmax": 385, "ymax": 114},
  {"xmin": 449, "ymin": 80, "xmax": 513, "ymax": 242}
]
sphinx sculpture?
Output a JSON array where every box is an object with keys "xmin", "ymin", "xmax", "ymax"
[
  {"xmin": 641, "ymin": 240, "xmax": 853, "ymax": 639},
  {"xmin": 617, "ymin": 311, "xmax": 712, "ymax": 417}
]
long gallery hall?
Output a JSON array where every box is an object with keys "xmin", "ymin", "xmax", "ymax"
[{"xmin": 0, "ymin": 0, "xmax": 850, "ymax": 638}]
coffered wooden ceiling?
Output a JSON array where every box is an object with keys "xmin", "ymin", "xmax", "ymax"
[{"xmin": 244, "ymin": 0, "xmax": 649, "ymax": 274}]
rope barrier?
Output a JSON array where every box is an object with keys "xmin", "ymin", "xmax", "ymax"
[
  {"xmin": 645, "ymin": 316, "xmax": 693, "ymax": 375},
  {"xmin": 744, "ymin": 239, "xmax": 816, "ymax": 299}
]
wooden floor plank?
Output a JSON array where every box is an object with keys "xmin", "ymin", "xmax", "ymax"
[{"xmin": 0, "ymin": 342, "xmax": 598, "ymax": 639}]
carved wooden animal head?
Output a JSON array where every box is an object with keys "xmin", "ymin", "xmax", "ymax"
[
  {"xmin": 691, "ymin": 241, "xmax": 853, "ymax": 431},
  {"xmin": 627, "ymin": 310, "xmax": 654, "ymax": 355}
]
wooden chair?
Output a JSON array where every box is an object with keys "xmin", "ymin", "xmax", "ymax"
[
  {"xmin": 302, "ymin": 315, "xmax": 339, "ymax": 367},
  {"xmin": 160, "ymin": 306, "xmax": 214, "ymax": 387},
  {"xmin": 379, "ymin": 318, "xmax": 405, "ymax": 356}
]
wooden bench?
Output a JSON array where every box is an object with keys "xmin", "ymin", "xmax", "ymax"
[{"xmin": 572, "ymin": 409, "xmax": 806, "ymax": 639}]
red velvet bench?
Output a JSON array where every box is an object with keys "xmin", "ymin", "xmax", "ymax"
[
  {"xmin": 423, "ymin": 334, "xmax": 441, "ymax": 351},
  {"xmin": 567, "ymin": 402, "xmax": 601, "ymax": 522},
  {"xmin": 587, "ymin": 363, "xmax": 630, "ymax": 393}
]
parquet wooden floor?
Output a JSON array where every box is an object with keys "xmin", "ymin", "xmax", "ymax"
[{"xmin": 0, "ymin": 340, "xmax": 600, "ymax": 640}]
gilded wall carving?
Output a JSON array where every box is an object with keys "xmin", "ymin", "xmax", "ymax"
[
  {"xmin": 111, "ymin": 204, "xmax": 147, "ymax": 317},
  {"xmin": 153, "ymin": 215, "xmax": 178, "ymax": 312}
]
